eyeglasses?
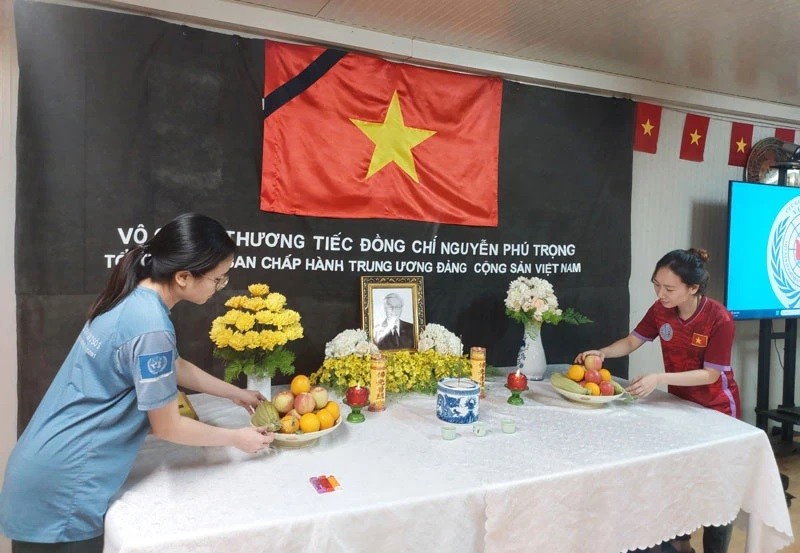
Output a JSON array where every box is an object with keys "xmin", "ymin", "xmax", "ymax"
[{"xmin": 198, "ymin": 273, "xmax": 229, "ymax": 292}]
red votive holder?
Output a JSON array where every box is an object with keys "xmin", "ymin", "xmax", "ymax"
[
  {"xmin": 345, "ymin": 385, "xmax": 369, "ymax": 407},
  {"xmin": 506, "ymin": 369, "xmax": 528, "ymax": 391}
]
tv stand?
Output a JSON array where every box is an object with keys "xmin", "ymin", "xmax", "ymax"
[{"xmin": 756, "ymin": 318, "xmax": 798, "ymax": 444}]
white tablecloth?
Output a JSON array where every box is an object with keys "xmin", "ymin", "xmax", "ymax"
[{"xmin": 104, "ymin": 371, "xmax": 793, "ymax": 553}]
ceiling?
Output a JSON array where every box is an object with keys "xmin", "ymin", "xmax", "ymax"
[
  {"xmin": 66, "ymin": 0, "xmax": 800, "ymax": 121},
  {"xmin": 227, "ymin": 0, "xmax": 800, "ymax": 109}
]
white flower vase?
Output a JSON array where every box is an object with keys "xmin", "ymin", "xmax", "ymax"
[
  {"xmin": 247, "ymin": 374, "xmax": 272, "ymax": 400},
  {"xmin": 517, "ymin": 321, "xmax": 547, "ymax": 381}
]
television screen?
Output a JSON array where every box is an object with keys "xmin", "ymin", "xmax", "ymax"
[{"xmin": 726, "ymin": 180, "xmax": 800, "ymax": 320}]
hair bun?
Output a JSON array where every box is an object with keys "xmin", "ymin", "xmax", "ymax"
[{"xmin": 689, "ymin": 248, "xmax": 709, "ymax": 263}]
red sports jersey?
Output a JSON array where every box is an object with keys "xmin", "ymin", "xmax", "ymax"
[{"xmin": 633, "ymin": 296, "xmax": 740, "ymax": 417}]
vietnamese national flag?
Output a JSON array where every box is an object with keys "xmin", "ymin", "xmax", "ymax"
[
  {"xmin": 776, "ymin": 128, "xmax": 796, "ymax": 143},
  {"xmin": 679, "ymin": 114, "xmax": 710, "ymax": 162},
  {"xmin": 632, "ymin": 102, "xmax": 662, "ymax": 153},
  {"xmin": 728, "ymin": 122, "xmax": 753, "ymax": 167},
  {"xmin": 260, "ymin": 41, "xmax": 502, "ymax": 226}
]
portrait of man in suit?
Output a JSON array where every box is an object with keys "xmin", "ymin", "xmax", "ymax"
[{"xmin": 372, "ymin": 291, "xmax": 416, "ymax": 350}]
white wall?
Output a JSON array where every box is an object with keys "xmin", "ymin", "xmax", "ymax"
[
  {"xmin": 0, "ymin": 0, "xmax": 16, "ymax": 550},
  {"xmin": 1, "ymin": 4, "xmax": 799, "ymax": 550}
]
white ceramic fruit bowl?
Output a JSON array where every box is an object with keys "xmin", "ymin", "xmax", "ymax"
[
  {"xmin": 551, "ymin": 385, "xmax": 624, "ymax": 407},
  {"xmin": 252, "ymin": 415, "xmax": 343, "ymax": 448}
]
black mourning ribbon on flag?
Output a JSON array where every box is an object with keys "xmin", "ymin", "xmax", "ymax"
[{"xmin": 263, "ymin": 49, "xmax": 348, "ymax": 119}]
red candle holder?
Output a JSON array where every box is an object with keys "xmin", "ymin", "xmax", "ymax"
[
  {"xmin": 344, "ymin": 386, "xmax": 369, "ymax": 423},
  {"xmin": 506, "ymin": 370, "xmax": 528, "ymax": 391},
  {"xmin": 506, "ymin": 370, "xmax": 528, "ymax": 405}
]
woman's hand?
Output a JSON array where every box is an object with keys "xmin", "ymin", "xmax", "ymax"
[
  {"xmin": 626, "ymin": 374, "xmax": 660, "ymax": 398},
  {"xmin": 233, "ymin": 426, "xmax": 274, "ymax": 454},
  {"xmin": 230, "ymin": 388, "xmax": 266, "ymax": 414},
  {"xmin": 574, "ymin": 350, "xmax": 604, "ymax": 364}
]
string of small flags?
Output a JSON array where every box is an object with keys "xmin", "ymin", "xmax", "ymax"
[{"xmin": 632, "ymin": 102, "xmax": 797, "ymax": 166}]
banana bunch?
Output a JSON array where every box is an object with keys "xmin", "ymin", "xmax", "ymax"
[
  {"xmin": 252, "ymin": 400, "xmax": 281, "ymax": 432},
  {"xmin": 550, "ymin": 372, "xmax": 589, "ymax": 395}
]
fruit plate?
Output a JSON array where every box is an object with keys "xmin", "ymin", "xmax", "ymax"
[
  {"xmin": 551, "ymin": 385, "xmax": 624, "ymax": 407},
  {"xmin": 267, "ymin": 416, "xmax": 343, "ymax": 448}
]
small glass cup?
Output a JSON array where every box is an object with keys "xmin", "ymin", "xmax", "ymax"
[
  {"xmin": 472, "ymin": 421, "xmax": 488, "ymax": 437},
  {"xmin": 441, "ymin": 425, "xmax": 457, "ymax": 440},
  {"xmin": 501, "ymin": 418, "xmax": 516, "ymax": 434}
]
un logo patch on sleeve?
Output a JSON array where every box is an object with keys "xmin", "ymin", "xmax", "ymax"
[{"xmin": 138, "ymin": 350, "xmax": 174, "ymax": 382}]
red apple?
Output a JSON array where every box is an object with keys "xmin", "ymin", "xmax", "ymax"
[
  {"xmin": 271, "ymin": 390, "xmax": 295, "ymax": 414},
  {"xmin": 584, "ymin": 368, "xmax": 602, "ymax": 384},
  {"xmin": 310, "ymin": 386, "xmax": 329, "ymax": 409},
  {"xmin": 584, "ymin": 354, "xmax": 602, "ymax": 372},
  {"xmin": 507, "ymin": 370, "xmax": 528, "ymax": 390},
  {"xmin": 599, "ymin": 381, "xmax": 615, "ymax": 396},
  {"xmin": 346, "ymin": 386, "xmax": 369, "ymax": 406},
  {"xmin": 294, "ymin": 392, "xmax": 316, "ymax": 415}
]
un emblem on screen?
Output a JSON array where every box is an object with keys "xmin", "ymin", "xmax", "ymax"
[{"xmin": 768, "ymin": 197, "xmax": 800, "ymax": 308}]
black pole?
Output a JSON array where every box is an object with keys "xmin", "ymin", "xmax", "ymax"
[
  {"xmin": 757, "ymin": 319, "xmax": 772, "ymax": 431},
  {"xmin": 781, "ymin": 319, "xmax": 798, "ymax": 441}
]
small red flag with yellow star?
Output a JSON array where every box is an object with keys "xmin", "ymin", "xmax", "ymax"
[
  {"xmin": 632, "ymin": 102, "xmax": 661, "ymax": 153},
  {"xmin": 679, "ymin": 114, "xmax": 710, "ymax": 162},
  {"xmin": 775, "ymin": 128, "xmax": 796, "ymax": 143},
  {"xmin": 728, "ymin": 122, "xmax": 753, "ymax": 167}
]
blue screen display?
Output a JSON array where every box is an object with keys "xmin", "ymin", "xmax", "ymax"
[{"xmin": 726, "ymin": 180, "xmax": 800, "ymax": 320}]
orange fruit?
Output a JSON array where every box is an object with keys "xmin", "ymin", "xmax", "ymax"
[
  {"xmin": 599, "ymin": 368, "xmax": 612, "ymax": 382},
  {"xmin": 317, "ymin": 409, "xmax": 335, "ymax": 430},
  {"xmin": 566, "ymin": 364, "xmax": 585, "ymax": 382},
  {"xmin": 323, "ymin": 401, "xmax": 340, "ymax": 421},
  {"xmin": 299, "ymin": 412, "xmax": 320, "ymax": 433},
  {"xmin": 584, "ymin": 382, "xmax": 601, "ymax": 396},
  {"xmin": 291, "ymin": 374, "xmax": 311, "ymax": 395}
]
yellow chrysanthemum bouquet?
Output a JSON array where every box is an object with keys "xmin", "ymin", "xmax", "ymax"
[
  {"xmin": 210, "ymin": 283, "xmax": 304, "ymax": 382},
  {"xmin": 310, "ymin": 326, "xmax": 471, "ymax": 395}
]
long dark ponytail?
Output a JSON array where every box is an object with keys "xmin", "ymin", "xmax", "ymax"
[{"xmin": 87, "ymin": 213, "xmax": 237, "ymax": 320}]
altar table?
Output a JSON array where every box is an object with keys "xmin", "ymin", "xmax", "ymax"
[{"xmin": 103, "ymin": 372, "xmax": 793, "ymax": 553}]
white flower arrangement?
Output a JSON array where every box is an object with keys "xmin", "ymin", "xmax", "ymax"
[
  {"xmin": 505, "ymin": 276, "xmax": 590, "ymax": 327},
  {"xmin": 324, "ymin": 328, "xmax": 379, "ymax": 359},
  {"xmin": 417, "ymin": 323, "xmax": 463, "ymax": 356}
]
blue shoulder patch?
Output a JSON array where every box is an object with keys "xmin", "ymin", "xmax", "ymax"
[{"xmin": 138, "ymin": 350, "xmax": 174, "ymax": 382}]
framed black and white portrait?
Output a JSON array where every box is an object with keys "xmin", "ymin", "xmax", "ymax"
[{"xmin": 361, "ymin": 276, "xmax": 425, "ymax": 351}]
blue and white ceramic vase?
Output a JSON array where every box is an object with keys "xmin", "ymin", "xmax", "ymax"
[
  {"xmin": 436, "ymin": 378, "xmax": 480, "ymax": 424},
  {"xmin": 517, "ymin": 321, "xmax": 547, "ymax": 381}
]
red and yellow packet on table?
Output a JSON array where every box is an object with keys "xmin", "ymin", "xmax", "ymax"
[{"xmin": 309, "ymin": 475, "xmax": 341, "ymax": 494}]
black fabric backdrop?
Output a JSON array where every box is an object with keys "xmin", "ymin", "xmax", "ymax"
[{"xmin": 14, "ymin": 1, "xmax": 633, "ymax": 431}]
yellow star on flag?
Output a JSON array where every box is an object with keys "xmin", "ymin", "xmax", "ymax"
[
  {"xmin": 641, "ymin": 118, "xmax": 654, "ymax": 136},
  {"xmin": 736, "ymin": 137, "xmax": 748, "ymax": 153},
  {"xmin": 689, "ymin": 129, "xmax": 702, "ymax": 145},
  {"xmin": 351, "ymin": 91, "xmax": 437, "ymax": 183}
]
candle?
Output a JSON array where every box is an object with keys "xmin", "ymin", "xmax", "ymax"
[
  {"xmin": 507, "ymin": 369, "xmax": 528, "ymax": 391},
  {"xmin": 470, "ymin": 346, "xmax": 487, "ymax": 398},
  {"xmin": 501, "ymin": 418, "xmax": 516, "ymax": 434},
  {"xmin": 345, "ymin": 385, "xmax": 369, "ymax": 406},
  {"xmin": 369, "ymin": 353, "xmax": 387, "ymax": 412}
]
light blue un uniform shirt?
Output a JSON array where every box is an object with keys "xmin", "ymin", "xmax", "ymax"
[{"xmin": 0, "ymin": 287, "xmax": 178, "ymax": 542}]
